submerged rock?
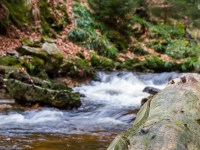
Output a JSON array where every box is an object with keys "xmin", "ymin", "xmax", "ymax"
[
  {"xmin": 0, "ymin": 105, "xmax": 25, "ymax": 114},
  {"xmin": 141, "ymin": 86, "xmax": 160, "ymax": 106},
  {"xmin": 143, "ymin": 86, "xmax": 160, "ymax": 95}
]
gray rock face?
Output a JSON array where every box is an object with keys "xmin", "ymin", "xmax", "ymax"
[
  {"xmin": 5, "ymin": 78, "xmax": 81, "ymax": 108},
  {"xmin": 0, "ymin": 68, "xmax": 81, "ymax": 109},
  {"xmin": 42, "ymin": 42, "xmax": 64, "ymax": 75},
  {"xmin": 108, "ymin": 74, "xmax": 200, "ymax": 150},
  {"xmin": 6, "ymin": 50, "xmax": 19, "ymax": 58},
  {"xmin": 17, "ymin": 42, "xmax": 64, "ymax": 76}
]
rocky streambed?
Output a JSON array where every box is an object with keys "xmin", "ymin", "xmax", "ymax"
[{"xmin": 0, "ymin": 72, "xmax": 181, "ymax": 149}]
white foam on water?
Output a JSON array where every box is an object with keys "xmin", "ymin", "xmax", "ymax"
[
  {"xmin": 75, "ymin": 72, "xmax": 155, "ymax": 107},
  {"xmin": 0, "ymin": 72, "xmax": 182, "ymax": 134},
  {"xmin": 0, "ymin": 109, "xmax": 63, "ymax": 125},
  {"xmin": 96, "ymin": 117, "xmax": 126, "ymax": 126}
]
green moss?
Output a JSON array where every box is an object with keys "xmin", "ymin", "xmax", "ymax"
[
  {"xmin": 56, "ymin": 5, "xmax": 70, "ymax": 24},
  {"xmin": 39, "ymin": 0, "xmax": 70, "ymax": 35},
  {"xmin": 39, "ymin": 0, "xmax": 54, "ymax": 25},
  {"xmin": 21, "ymin": 38, "xmax": 41, "ymax": 47},
  {"xmin": 41, "ymin": 16, "xmax": 56, "ymax": 37},
  {"xmin": 21, "ymin": 38, "xmax": 32, "ymax": 45},
  {"xmin": 0, "ymin": 56, "xmax": 23, "ymax": 67},
  {"xmin": 142, "ymin": 140, "xmax": 150, "ymax": 143},
  {"xmin": 17, "ymin": 46, "xmax": 48, "ymax": 61},
  {"xmin": 166, "ymin": 124, "xmax": 171, "ymax": 128},
  {"xmin": 61, "ymin": 58, "xmax": 94, "ymax": 78},
  {"xmin": 22, "ymin": 57, "xmax": 45, "ymax": 76},
  {"xmin": 50, "ymin": 79, "xmax": 72, "ymax": 91},
  {"xmin": 2, "ymin": 0, "xmax": 30, "ymax": 27},
  {"xmin": 174, "ymin": 121, "xmax": 183, "ymax": 127},
  {"xmin": 35, "ymin": 70, "xmax": 49, "ymax": 79},
  {"xmin": 91, "ymin": 53, "xmax": 115, "ymax": 70}
]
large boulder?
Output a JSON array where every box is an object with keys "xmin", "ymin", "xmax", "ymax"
[
  {"xmin": 42, "ymin": 42, "xmax": 64, "ymax": 75},
  {"xmin": 5, "ymin": 79, "xmax": 81, "ymax": 108},
  {"xmin": 4, "ymin": 70, "xmax": 81, "ymax": 108},
  {"xmin": 107, "ymin": 74, "xmax": 200, "ymax": 150},
  {"xmin": 17, "ymin": 46, "xmax": 47, "ymax": 60},
  {"xmin": 17, "ymin": 42, "xmax": 64, "ymax": 76},
  {"xmin": 60, "ymin": 58, "xmax": 95, "ymax": 78}
]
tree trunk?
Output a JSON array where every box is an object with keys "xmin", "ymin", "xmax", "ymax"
[
  {"xmin": 107, "ymin": 74, "xmax": 200, "ymax": 150},
  {"xmin": 164, "ymin": 7, "xmax": 168, "ymax": 24}
]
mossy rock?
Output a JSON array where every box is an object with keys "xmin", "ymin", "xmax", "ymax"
[
  {"xmin": 4, "ymin": 70, "xmax": 81, "ymax": 108},
  {"xmin": 0, "ymin": 56, "xmax": 23, "ymax": 67},
  {"xmin": 21, "ymin": 38, "xmax": 32, "ymax": 46},
  {"xmin": 0, "ymin": 55, "xmax": 48, "ymax": 78},
  {"xmin": 17, "ymin": 46, "xmax": 48, "ymax": 60},
  {"xmin": 50, "ymin": 79, "xmax": 72, "ymax": 91},
  {"xmin": 21, "ymin": 38, "xmax": 41, "ymax": 47},
  {"xmin": 0, "ymin": 66, "xmax": 19, "ymax": 78},
  {"xmin": 5, "ymin": 79, "xmax": 81, "ymax": 108},
  {"xmin": 35, "ymin": 70, "xmax": 49, "ymax": 79},
  {"xmin": 22, "ymin": 56, "xmax": 45, "ymax": 76},
  {"xmin": 61, "ymin": 58, "xmax": 95, "ymax": 78},
  {"xmin": 91, "ymin": 54, "xmax": 115, "ymax": 70},
  {"xmin": 17, "ymin": 43, "xmax": 64, "ymax": 76},
  {"xmin": 42, "ymin": 42, "xmax": 64, "ymax": 76}
]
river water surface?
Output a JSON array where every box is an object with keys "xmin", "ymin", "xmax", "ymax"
[{"xmin": 0, "ymin": 72, "xmax": 181, "ymax": 150}]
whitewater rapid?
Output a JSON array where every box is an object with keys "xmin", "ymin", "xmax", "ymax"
[{"xmin": 0, "ymin": 72, "xmax": 182, "ymax": 136}]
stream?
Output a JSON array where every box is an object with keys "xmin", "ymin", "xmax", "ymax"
[{"xmin": 0, "ymin": 72, "xmax": 182, "ymax": 150}]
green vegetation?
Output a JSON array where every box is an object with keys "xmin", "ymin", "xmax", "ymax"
[
  {"xmin": 39, "ymin": 0, "xmax": 70, "ymax": 37},
  {"xmin": 67, "ymin": 2, "xmax": 118, "ymax": 59},
  {"xmin": 68, "ymin": 28, "xmax": 89, "ymax": 43},
  {"xmin": 2, "ymin": 0, "xmax": 30, "ymax": 26},
  {"xmin": 90, "ymin": 53, "xmax": 115, "ymax": 70},
  {"xmin": 88, "ymin": 0, "xmax": 142, "ymax": 34},
  {"xmin": 1, "ymin": 0, "xmax": 200, "ymax": 73},
  {"xmin": 148, "ymin": 0, "xmax": 200, "ymax": 27},
  {"xmin": 67, "ymin": 1, "xmax": 200, "ymax": 73},
  {"xmin": 0, "ymin": 0, "xmax": 30, "ymax": 37},
  {"xmin": 61, "ymin": 57, "xmax": 95, "ymax": 78},
  {"xmin": 130, "ymin": 43, "xmax": 149, "ymax": 56}
]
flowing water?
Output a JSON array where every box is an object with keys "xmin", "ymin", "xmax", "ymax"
[{"xmin": 0, "ymin": 72, "xmax": 181, "ymax": 150}]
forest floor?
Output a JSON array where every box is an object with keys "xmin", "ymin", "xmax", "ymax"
[{"xmin": 0, "ymin": 0, "xmax": 182, "ymax": 75}]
